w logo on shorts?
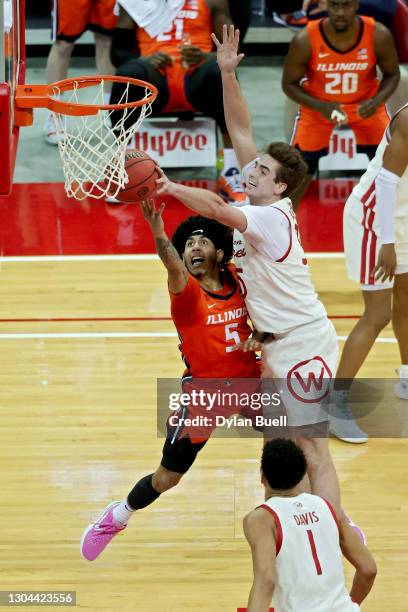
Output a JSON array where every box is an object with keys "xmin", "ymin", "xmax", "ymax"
[{"xmin": 287, "ymin": 357, "xmax": 333, "ymax": 404}]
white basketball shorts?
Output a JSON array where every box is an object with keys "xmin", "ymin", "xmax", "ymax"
[
  {"xmin": 261, "ymin": 317, "xmax": 338, "ymax": 427},
  {"xmin": 343, "ymin": 194, "xmax": 408, "ymax": 290}
]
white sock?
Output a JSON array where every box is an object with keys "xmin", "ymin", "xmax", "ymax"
[
  {"xmin": 112, "ymin": 500, "xmax": 135, "ymax": 525},
  {"xmin": 222, "ymin": 148, "xmax": 239, "ymax": 174},
  {"xmin": 399, "ymin": 365, "xmax": 408, "ymax": 378}
]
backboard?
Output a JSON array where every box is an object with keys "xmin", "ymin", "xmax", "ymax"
[{"xmin": 0, "ymin": 0, "xmax": 26, "ymax": 195}]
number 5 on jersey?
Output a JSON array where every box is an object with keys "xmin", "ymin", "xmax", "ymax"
[{"xmin": 225, "ymin": 323, "xmax": 241, "ymax": 353}]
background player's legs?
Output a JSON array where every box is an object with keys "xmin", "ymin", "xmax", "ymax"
[
  {"xmin": 44, "ymin": 40, "xmax": 75, "ymax": 144},
  {"xmin": 335, "ymin": 288, "xmax": 393, "ymax": 386},
  {"xmin": 110, "ymin": 58, "xmax": 168, "ymax": 132},
  {"xmin": 94, "ymin": 31, "xmax": 115, "ymax": 99},
  {"xmin": 329, "ymin": 289, "xmax": 391, "ymax": 443},
  {"xmin": 46, "ymin": 39, "xmax": 75, "ymax": 83},
  {"xmin": 187, "ymin": 60, "xmax": 245, "ymax": 203},
  {"xmin": 228, "ymin": 0, "xmax": 253, "ymax": 43},
  {"xmin": 392, "ymin": 272, "xmax": 408, "ymax": 398}
]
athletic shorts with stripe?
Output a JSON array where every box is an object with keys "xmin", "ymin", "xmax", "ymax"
[
  {"xmin": 344, "ymin": 188, "xmax": 408, "ymax": 290},
  {"xmin": 53, "ymin": 0, "xmax": 117, "ymax": 42}
]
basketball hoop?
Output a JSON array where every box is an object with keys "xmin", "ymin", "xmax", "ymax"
[{"xmin": 14, "ymin": 76, "xmax": 158, "ymax": 200}]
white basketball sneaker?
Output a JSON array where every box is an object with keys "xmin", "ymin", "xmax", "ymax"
[
  {"xmin": 328, "ymin": 389, "xmax": 368, "ymax": 444},
  {"xmin": 394, "ymin": 367, "xmax": 408, "ymax": 400},
  {"xmin": 43, "ymin": 113, "xmax": 61, "ymax": 146}
]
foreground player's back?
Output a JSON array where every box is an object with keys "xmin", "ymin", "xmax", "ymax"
[{"xmin": 262, "ymin": 492, "xmax": 358, "ymax": 612}]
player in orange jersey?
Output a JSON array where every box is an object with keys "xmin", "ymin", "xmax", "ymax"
[
  {"xmin": 282, "ymin": 0, "xmax": 400, "ymax": 208},
  {"xmin": 109, "ymin": 0, "xmax": 247, "ymax": 203},
  {"xmin": 80, "ymin": 201, "xmax": 262, "ymax": 561}
]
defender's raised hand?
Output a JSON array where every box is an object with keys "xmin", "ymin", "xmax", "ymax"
[
  {"xmin": 155, "ymin": 166, "xmax": 178, "ymax": 196},
  {"xmin": 211, "ymin": 24, "xmax": 245, "ymax": 74}
]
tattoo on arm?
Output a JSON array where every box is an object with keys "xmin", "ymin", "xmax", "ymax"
[{"xmin": 155, "ymin": 237, "xmax": 185, "ymax": 272}]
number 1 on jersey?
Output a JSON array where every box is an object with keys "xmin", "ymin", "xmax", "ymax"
[{"xmin": 307, "ymin": 529, "xmax": 323, "ymax": 575}]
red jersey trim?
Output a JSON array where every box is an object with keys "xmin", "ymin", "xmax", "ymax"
[
  {"xmin": 322, "ymin": 498, "xmax": 340, "ymax": 532},
  {"xmin": 259, "ymin": 504, "xmax": 283, "ymax": 555},
  {"xmin": 360, "ymin": 182, "xmax": 377, "ymax": 284},
  {"xmin": 271, "ymin": 207, "xmax": 293, "ymax": 263}
]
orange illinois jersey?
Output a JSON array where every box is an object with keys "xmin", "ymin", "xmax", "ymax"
[
  {"xmin": 137, "ymin": 0, "xmax": 213, "ymax": 61},
  {"xmin": 169, "ymin": 264, "xmax": 260, "ymax": 379},
  {"xmin": 303, "ymin": 16, "xmax": 379, "ymax": 107}
]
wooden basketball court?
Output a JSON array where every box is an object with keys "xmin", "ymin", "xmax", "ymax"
[{"xmin": 1, "ymin": 255, "xmax": 406, "ymax": 611}]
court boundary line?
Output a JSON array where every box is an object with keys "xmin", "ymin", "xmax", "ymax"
[
  {"xmin": 0, "ymin": 253, "xmax": 345, "ymax": 263},
  {"xmin": 0, "ymin": 332, "xmax": 396, "ymax": 343},
  {"xmin": 0, "ymin": 315, "xmax": 360, "ymax": 323}
]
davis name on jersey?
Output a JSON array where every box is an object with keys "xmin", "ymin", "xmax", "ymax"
[
  {"xmin": 293, "ymin": 510, "xmax": 319, "ymax": 526},
  {"xmin": 262, "ymin": 493, "xmax": 359, "ymax": 612}
]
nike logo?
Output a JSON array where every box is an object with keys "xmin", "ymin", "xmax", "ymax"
[
  {"xmin": 318, "ymin": 52, "xmax": 330, "ymax": 58},
  {"xmin": 208, "ymin": 304, "xmax": 217, "ymax": 309}
]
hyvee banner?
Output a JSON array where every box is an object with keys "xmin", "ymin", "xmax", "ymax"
[{"xmin": 133, "ymin": 118, "xmax": 217, "ymax": 167}]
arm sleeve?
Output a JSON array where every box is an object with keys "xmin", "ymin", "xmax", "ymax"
[
  {"xmin": 169, "ymin": 275, "xmax": 205, "ymax": 327},
  {"xmin": 375, "ymin": 167, "xmax": 400, "ymax": 244},
  {"xmin": 240, "ymin": 205, "xmax": 291, "ymax": 260}
]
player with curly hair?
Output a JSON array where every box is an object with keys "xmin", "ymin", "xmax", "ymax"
[{"xmin": 80, "ymin": 202, "xmax": 261, "ymax": 561}]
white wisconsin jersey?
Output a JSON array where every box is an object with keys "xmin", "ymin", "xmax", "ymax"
[
  {"xmin": 234, "ymin": 198, "xmax": 327, "ymax": 334},
  {"xmin": 351, "ymin": 103, "xmax": 408, "ymax": 220},
  {"xmin": 262, "ymin": 493, "xmax": 359, "ymax": 612}
]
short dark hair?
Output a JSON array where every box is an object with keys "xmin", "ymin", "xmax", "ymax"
[
  {"xmin": 265, "ymin": 142, "xmax": 308, "ymax": 196},
  {"xmin": 171, "ymin": 215, "xmax": 233, "ymax": 267},
  {"xmin": 261, "ymin": 439, "xmax": 307, "ymax": 491}
]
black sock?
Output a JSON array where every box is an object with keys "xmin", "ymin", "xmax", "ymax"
[{"xmin": 127, "ymin": 474, "xmax": 161, "ymax": 510}]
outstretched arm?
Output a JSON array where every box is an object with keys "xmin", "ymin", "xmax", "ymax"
[
  {"xmin": 156, "ymin": 169, "xmax": 248, "ymax": 232},
  {"xmin": 140, "ymin": 200, "xmax": 188, "ymax": 293},
  {"xmin": 243, "ymin": 509, "xmax": 276, "ymax": 612},
  {"xmin": 211, "ymin": 25, "xmax": 257, "ymax": 168}
]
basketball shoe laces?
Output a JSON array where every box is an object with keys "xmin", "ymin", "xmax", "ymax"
[{"xmin": 94, "ymin": 517, "xmax": 125, "ymax": 535}]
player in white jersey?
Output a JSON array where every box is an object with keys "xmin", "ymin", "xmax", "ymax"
[
  {"xmin": 243, "ymin": 439, "xmax": 376, "ymax": 612},
  {"xmin": 336, "ymin": 104, "xmax": 408, "ymax": 440},
  {"xmin": 155, "ymin": 25, "xmax": 367, "ymax": 529}
]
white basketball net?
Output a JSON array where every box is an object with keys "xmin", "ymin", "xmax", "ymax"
[{"xmin": 49, "ymin": 79, "xmax": 153, "ymax": 200}]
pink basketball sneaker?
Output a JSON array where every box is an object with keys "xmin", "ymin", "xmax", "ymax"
[{"xmin": 80, "ymin": 501, "xmax": 126, "ymax": 561}]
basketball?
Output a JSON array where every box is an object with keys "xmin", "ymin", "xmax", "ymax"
[{"xmin": 116, "ymin": 150, "xmax": 159, "ymax": 203}]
